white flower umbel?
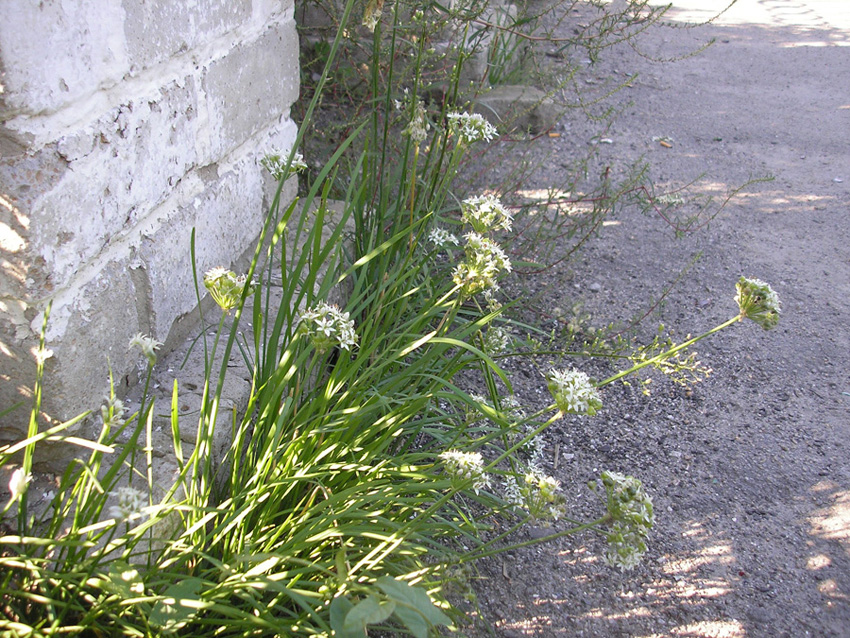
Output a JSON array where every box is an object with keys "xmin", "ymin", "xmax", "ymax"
[
  {"xmin": 597, "ymin": 471, "xmax": 655, "ymax": 571},
  {"xmin": 503, "ymin": 469, "xmax": 567, "ymax": 522},
  {"xmin": 108, "ymin": 486, "xmax": 146, "ymax": 523},
  {"xmin": 448, "ymin": 111, "xmax": 497, "ymax": 144},
  {"xmin": 482, "ymin": 326, "xmax": 512, "ymax": 356},
  {"xmin": 735, "ymin": 276, "xmax": 780, "ymax": 330},
  {"xmin": 547, "ymin": 367, "xmax": 602, "ymax": 416},
  {"xmin": 261, "ymin": 150, "xmax": 308, "ymax": 181},
  {"xmin": 428, "ymin": 227, "xmax": 460, "ymax": 247},
  {"xmin": 440, "ymin": 450, "xmax": 490, "ymax": 494},
  {"xmin": 461, "ymin": 194, "xmax": 513, "ymax": 233},
  {"xmin": 101, "ymin": 396, "xmax": 127, "ymax": 429},
  {"xmin": 8, "ymin": 468, "xmax": 31, "ymax": 505},
  {"xmin": 452, "ymin": 232, "xmax": 512, "ymax": 297},
  {"xmin": 128, "ymin": 333, "xmax": 162, "ymax": 365},
  {"xmin": 204, "ymin": 268, "xmax": 255, "ymax": 313},
  {"xmin": 403, "ymin": 99, "xmax": 429, "ymax": 145},
  {"xmin": 299, "ymin": 302, "xmax": 359, "ymax": 353}
]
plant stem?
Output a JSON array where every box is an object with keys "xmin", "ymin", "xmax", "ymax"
[{"xmin": 598, "ymin": 314, "xmax": 742, "ymax": 388}]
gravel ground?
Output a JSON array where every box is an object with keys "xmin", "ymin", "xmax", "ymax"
[{"xmin": 461, "ymin": 1, "xmax": 850, "ymax": 636}]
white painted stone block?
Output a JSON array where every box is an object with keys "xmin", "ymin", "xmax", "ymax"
[
  {"xmin": 122, "ymin": 0, "xmax": 251, "ymax": 73},
  {"xmin": 0, "ymin": 1, "xmax": 128, "ymax": 116},
  {"xmin": 29, "ymin": 77, "xmax": 200, "ymax": 290},
  {"xmin": 202, "ymin": 18, "xmax": 300, "ymax": 159}
]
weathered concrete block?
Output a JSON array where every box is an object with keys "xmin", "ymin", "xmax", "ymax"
[
  {"xmin": 202, "ymin": 19, "xmax": 300, "ymax": 159},
  {"xmin": 0, "ymin": 1, "xmax": 128, "ymax": 116},
  {"xmin": 27, "ymin": 77, "xmax": 200, "ymax": 290},
  {"xmin": 139, "ymin": 130, "xmax": 297, "ymax": 345},
  {"xmin": 473, "ymin": 85, "xmax": 559, "ymax": 134},
  {"xmin": 0, "ymin": 256, "xmax": 145, "ymax": 469},
  {"xmin": 122, "ymin": 0, "xmax": 251, "ymax": 73}
]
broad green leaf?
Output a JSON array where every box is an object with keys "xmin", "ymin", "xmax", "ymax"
[
  {"xmin": 99, "ymin": 561, "xmax": 144, "ymax": 599},
  {"xmin": 343, "ymin": 596, "xmax": 395, "ymax": 635},
  {"xmin": 329, "ymin": 596, "xmax": 356, "ymax": 637},
  {"xmin": 149, "ymin": 577, "xmax": 203, "ymax": 633},
  {"xmin": 377, "ymin": 577, "xmax": 451, "ymax": 627}
]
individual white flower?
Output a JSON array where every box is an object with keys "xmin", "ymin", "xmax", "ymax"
[
  {"xmin": 261, "ymin": 150, "xmax": 308, "ymax": 181},
  {"xmin": 448, "ymin": 111, "xmax": 497, "ymax": 144},
  {"xmin": 108, "ymin": 486, "xmax": 146, "ymax": 523},
  {"xmin": 128, "ymin": 333, "xmax": 162, "ymax": 365},
  {"xmin": 440, "ymin": 450, "xmax": 490, "ymax": 494},
  {"xmin": 8, "ymin": 468, "xmax": 31, "ymax": 504},
  {"xmin": 428, "ymin": 227, "xmax": 460, "ymax": 247},
  {"xmin": 547, "ymin": 368, "xmax": 602, "ymax": 416},
  {"xmin": 203, "ymin": 268, "xmax": 255, "ymax": 313},
  {"xmin": 299, "ymin": 302, "xmax": 358, "ymax": 352},
  {"xmin": 452, "ymin": 232, "xmax": 512, "ymax": 297},
  {"xmin": 735, "ymin": 276, "xmax": 780, "ymax": 330},
  {"xmin": 461, "ymin": 194, "xmax": 513, "ymax": 233}
]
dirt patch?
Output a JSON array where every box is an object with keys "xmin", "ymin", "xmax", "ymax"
[{"xmin": 463, "ymin": 1, "xmax": 850, "ymax": 636}]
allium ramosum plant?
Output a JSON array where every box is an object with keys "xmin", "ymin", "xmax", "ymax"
[{"xmin": 1, "ymin": 0, "xmax": 782, "ymax": 635}]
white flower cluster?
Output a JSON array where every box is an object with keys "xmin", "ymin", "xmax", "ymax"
[
  {"xmin": 203, "ymin": 268, "xmax": 255, "ymax": 313},
  {"xmin": 261, "ymin": 150, "xmax": 308, "ymax": 181},
  {"xmin": 448, "ymin": 112, "xmax": 497, "ymax": 144},
  {"xmin": 428, "ymin": 227, "xmax": 460, "ymax": 247},
  {"xmin": 128, "ymin": 333, "xmax": 162, "ymax": 365},
  {"xmin": 503, "ymin": 469, "xmax": 566, "ymax": 522},
  {"xmin": 461, "ymin": 194, "xmax": 513, "ymax": 234},
  {"xmin": 482, "ymin": 326, "xmax": 512, "ymax": 356},
  {"xmin": 101, "ymin": 395, "xmax": 127, "ymax": 429},
  {"xmin": 547, "ymin": 367, "xmax": 602, "ymax": 416},
  {"xmin": 735, "ymin": 276, "xmax": 780, "ymax": 330},
  {"xmin": 299, "ymin": 302, "xmax": 359, "ymax": 353},
  {"xmin": 362, "ymin": 0, "xmax": 385, "ymax": 31},
  {"xmin": 516, "ymin": 423, "xmax": 546, "ymax": 469},
  {"xmin": 403, "ymin": 98, "xmax": 430, "ymax": 145},
  {"xmin": 598, "ymin": 471, "xmax": 655, "ymax": 571},
  {"xmin": 452, "ymin": 232, "xmax": 512, "ymax": 297},
  {"xmin": 108, "ymin": 486, "xmax": 146, "ymax": 523},
  {"xmin": 440, "ymin": 450, "xmax": 490, "ymax": 494}
]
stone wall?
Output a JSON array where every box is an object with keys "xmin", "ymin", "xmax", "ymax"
[{"xmin": 0, "ymin": 0, "xmax": 301, "ymax": 462}]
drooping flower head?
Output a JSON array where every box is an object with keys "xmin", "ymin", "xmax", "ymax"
[
  {"xmin": 439, "ymin": 450, "xmax": 490, "ymax": 494},
  {"xmin": 547, "ymin": 368, "xmax": 602, "ymax": 416},
  {"xmin": 461, "ymin": 194, "xmax": 513, "ymax": 233},
  {"xmin": 596, "ymin": 471, "xmax": 655, "ymax": 571},
  {"xmin": 735, "ymin": 276, "xmax": 780, "ymax": 330},
  {"xmin": 299, "ymin": 302, "xmax": 359, "ymax": 353},
  {"xmin": 261, "ymin": 150, "xmax": 308, "ymax": 181},
  {"xmin": 128, "ymin": 333, "xmax": 162, "ymax": 365},
  {"xmin": 448, "ymin": 111, "xmax": 497, "ymax": 144},
  {"xmin": 452, "ymin": 232, "xmax": 512, "ymax": 297},
  {"xmin": 204, "ymin": 268, "xmax": 255, "ymax": 313}
]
